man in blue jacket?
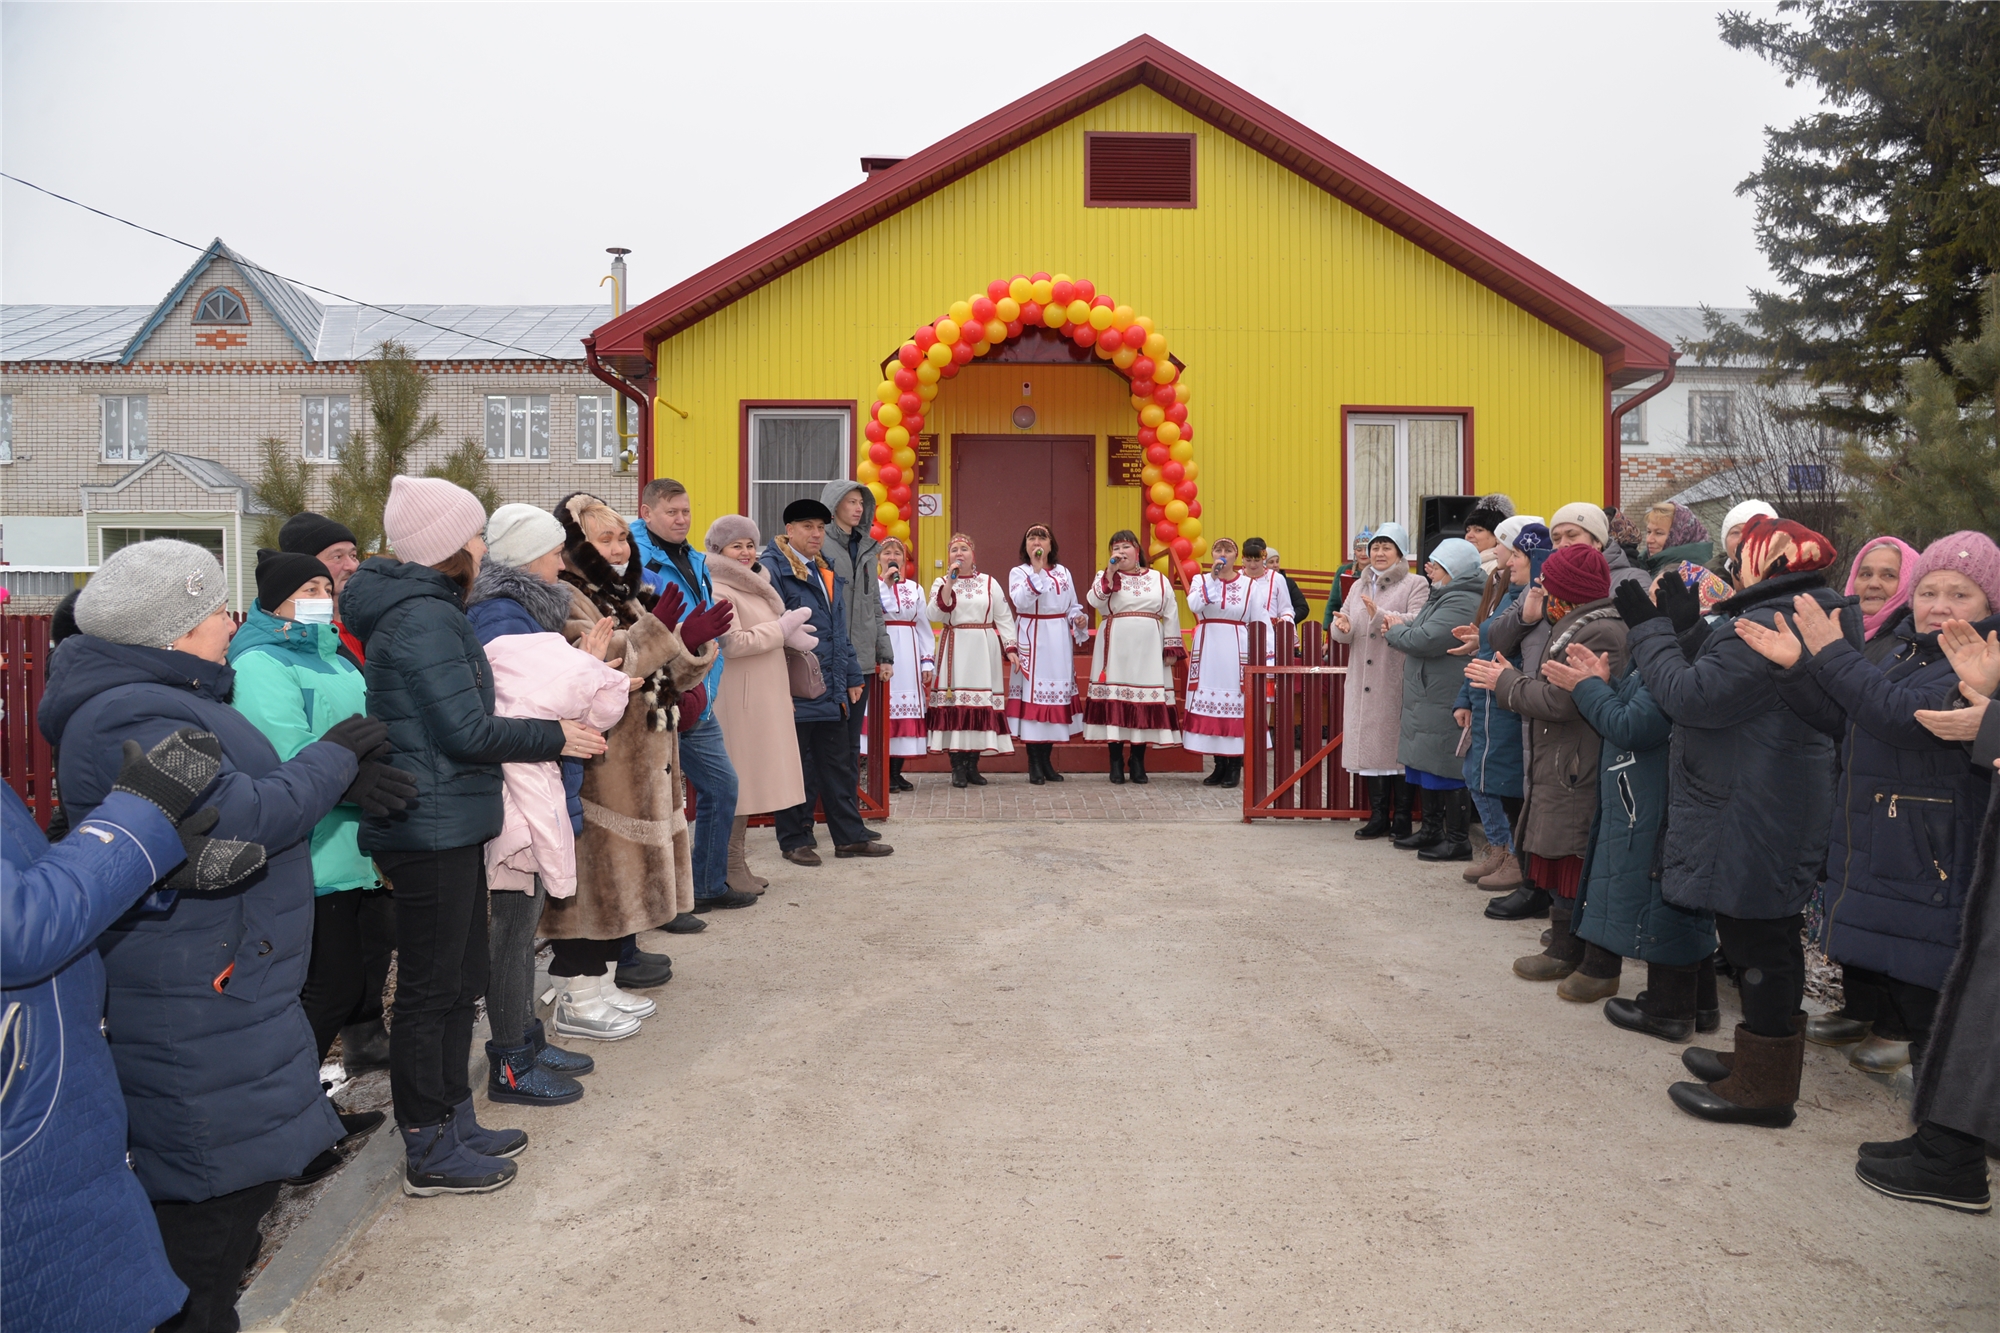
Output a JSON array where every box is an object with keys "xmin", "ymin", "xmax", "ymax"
[
  {"xmin": 763, "ymin": 498, "xmax": 893, "ymax": 864},
  {"xmin": 631, "ymin": 478, "xmax": 747, "ymax": 911}
]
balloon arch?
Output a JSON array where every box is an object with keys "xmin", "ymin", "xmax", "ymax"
[{"xmin": 859, "ymin": 271, "xmax": 1204, "ymax": 582}]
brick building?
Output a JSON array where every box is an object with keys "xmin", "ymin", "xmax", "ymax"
[
  {"xmin": 1612, "ymin": 305, "xmax": 1775, "ymax": 510},
  {"xmin": 1, "ymin": 239, "xmax": 634, "ymax": 609}
]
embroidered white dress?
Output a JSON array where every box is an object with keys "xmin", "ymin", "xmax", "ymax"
[
  {"xmin": 1245, "ymin": 571, "xmax": 1297, "ymax": 641},
  {"xmin": 867, "ymin": 578, "xmax": 935, "ymax": 757},
  {"xmin": 1007, "ymin": 563, "xmax": 1088, "ymax": 742},
  {"xmin": 926, "ymin": 572, "xmax": 1017, "ymax": 754},
  {"xmin": 1082, "ymin": 568, "xmax": 1184, "ymax": 746},
  {"xmin": 1182, "ymin": 573, "xmax": 1273, "ymax": 756}
]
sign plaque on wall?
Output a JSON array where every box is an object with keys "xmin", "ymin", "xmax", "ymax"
[
  {"xmin": 1108, "ymin": 435, "xmax": 1147, "ymax": 487},
  {"xmin": 915, "ymin": 433, "xmax": 939, "ymax": 485}
]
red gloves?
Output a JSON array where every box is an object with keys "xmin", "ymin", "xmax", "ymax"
[
  {"xmin": 651, "ymin": 584, "xmax": 687, "ymax": 630},
  {"xmin": 676, "ymin": 683, "xmax": 707, "ymax": 732},
  {"xmin": 679, "ymin": 599, "xmax": 734, "ymax": 652}
]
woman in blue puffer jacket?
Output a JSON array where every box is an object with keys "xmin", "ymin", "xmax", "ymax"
[{"xmin": 1450, "ymin": 521, "xmax": 1549, "ymax": 892}]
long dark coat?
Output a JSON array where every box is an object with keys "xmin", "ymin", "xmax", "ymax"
[
  {"xmin": 1625, "ymin": 569, "xmax": 1855, "ymax": 919},
  {"xmin": 1386, "ymin": 569, "xmax": 1484, "ymax": 778},
  {"xmin": 1453, "ymin": 583, "xmax": 1526, "ymax": 799},
  {"xmin": 1491, "ymin": 600, "xmax": 1629, "ymax": 860}
]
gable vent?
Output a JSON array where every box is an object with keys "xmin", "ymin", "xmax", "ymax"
[{"xmin": 1085, "ymin": 132, "xmax": 1196, "ymax": 208}]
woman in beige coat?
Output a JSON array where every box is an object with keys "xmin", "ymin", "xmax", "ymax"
[
  {"xmin": 704, "ymin": 515, "xmax": 812, "ymax": 894},
  {"xmin": 1328, "ymin": 522, "xmax": 1430, "ymax": 839}
]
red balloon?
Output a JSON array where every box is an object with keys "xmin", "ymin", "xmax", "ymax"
[
  {"xmin": 1144, "ymin": 503, "xmax": 1166, "ymax": 525},
  {"xmin": 870, "ymin": 400, "xmax": 886, "ymax": 420},
  {"xmin": 898, "ymin": 343, "xmax": 922, "ymax": 370},
  {"xmin": 1005, "ymin": 320, "xmax": 1024, "ymax": 339},
  {"xmin": 1117, "ymin": 324, "xmax": 1142, "ymax": 350},
  {"xmin": 1130, "ymin": 357, "xmax": 1156, "ymax": 382},
  {"xmin": 1154, "ymin": 519, "xmax": 1180, "ymax": 543},
  {"xmin": 1137, "ymin": 426, "xmax": 1159, "ymax": 447},
  {"xmin": 1090, "ymin": 294, "xmax": 1114, "ymax": 310},
  {"xmin": 941, "ymin": 362, "xmax": 960, "ymax": 378},
  {"xmin": 903, "ymin": 412, "xmax": 924, "ymax": 433},
  {"xmin": 1031, "ymin": 271, "xmax": 1051, "ymax": 282},
  {"xmin": 970, "ymin": 296, "xmax": 997, "ymax": 323},
  {"xmin": 894, "ymin": 368, "xmax": 917, "ymax": 391},
  {"xmin": 1161, "ymin": 461, "xmax": 1185, "ymax": 483},
  {"xmin": 1021, "ymin": 301, "xmax": 1044, "ymax": 326},
  {"xmin": 1074, "ymin": 279, "xmax": 1097, "ymax": 303},
  {"xmin": 1188, "ymin": 500, "xmax": 1202, "ymax": 518},
  {"xmin": 1171, "ymin": 537, "xmax": 1193, "ymax": 560},
  {"xmin": 879, "ymin": 464, "xmax": 903, "ymax": 488},
  {"xmin": 898, "ymin": 392, "xmax": 921, "ymax": 415},
  {"xmin": 952, "ymin": 340, "xmax": 975, "ymax": 364},
  {"xmin": 986, "ymin": 279, "xmax": 1010, "ymax": 303},
  {"xmin": 865, "ymin": 421, "xmax": 887, "ymax": 444},
  {"xmin": 1166, "ymin": 403, "xmax": 1188, "ymax": 425},
  {"xmin": 889, "ymin": 484, "xmax": 912, "ymax": 508},
  {"xmin": 914, "ymin": 326, "xmax": 938, "ymax": 352},
  {"xmin": 1145, "ymin": 443, "xmax": 1169, "ymax": 465},
  {"xmin": 1179, "ymin": 423, "xmax": 1194, "ymax": 442},
  {"xmin": 1153, "ymin": 384, "xmax": 1177, "ymax": 407},
  {"xmin": 870, "ymin": 523, "xmax": 887, "ymax": 541},
  {"xmin": 1181, "ymin": 559, "xmax": 1201, "ymax": 580},
  {"xmin": 1175, "ymin": 480, "xmax": 1198, "ymax": 502},
  {"xmin": 1072, "ymin": 325, "xmax": 1097, "ymax": 347},
  {"xmin": 1050, "ymin": 279, "xmax": 1075, "ymax": 305},
  {"xmin": 869, "ymin": 442, "xmax": 891, "ymax": 464}
]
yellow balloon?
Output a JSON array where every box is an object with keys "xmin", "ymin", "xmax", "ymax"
[
  {"xmin": 994, "ymin": 297, "xmax": 1020, "ymax": 323},
  {"xmin": 1181, "ymin": 460, "xmax": 1199, "ymax": 482},
  {"xmin": 891, "ymin": 519, "xmax": 911, "ymax": 541},
  {"xmin": 886, "ymin": 426, "xmax": 910, "ymax": 449},
  {"xmin": 1030, "ymin": 279, "xmax": 1054, "ymax": 304},
  {"xmin": 1143, "ymin": 332, "xmax": 1169, "ymax": 359},
  {"xmin": 1140, "ymin": 404, "xmax": 1166, "ymax": 428},
  {"xmin": 1064, "ymin": 299, "xmax": 1090, "ymax": 325},
  {"xmin": 935, "ymin": 319, "xmax": 961, "ymax": 346},
  {"xmin": 1007, "ymin": 277, "xmax": 1032, "ymax": 304},
  {"xmin": 917, "ymin": 381, "xmax": 938, "ymax": 401},
  {"xmin": 1191, "ymin": 536, "xmax": 1210, "ymax": 560},
  {"xmin": 893, "ymin": 446, "xmax": 917, "ymax": 470},
  {"xmin": 1152, "ymin": 361, "xmax": 1179, "ymax": 385},
  {"xmin": 857, "ymin": 459, "xmax": 881, "ymax": 484},
  {"xmin": 878, "ymin": 403, "xmax": 903, "ymax": 428},
  {"xmin": 1142, "ymin": 464, "xmax": 1163, "ymax": 488},
  {"xmin": 1112, "ymin": 346, "xmax": 1138, "ymax": 369},
  {"xmin": 925, "ymin": 342, "xmax": 952, "ymax": 368},
  {"xmin": 1042, "ymin": 302, "xmax": 1066, "ymax": 328},
  {"xmin": 1168, "ymin": 439, "xmax": 1194, "ymax": 462},
  {"xmin": 876, "ymin": 501, "xmax": 900, "ymax": 524},
  {"xmin": 1130, "ymin": 394, "xmax": 1152, "ymax": 412},
  {"xmin": 868, "ymin": 481, "xmax": 888, "ymax": 502},
  {"xmin": 1111, "ymin": 304, "xmax": 1135, "ymax": 329},
  {"xmin": 876, "ymin": 380, "xmax": 899, "ymax": 405},
  {"xmin": 1157, "ymin": 421, "xmax": 1182, "ymax": 445},
  {"xmin": 1178, "ymin": 517, "xmax": 1202, "ymax": 540},
  {"xmin": 1149, "ymin": 481, "xmax": 1175, "ymax": 506},
  {"xmin": 1088, "ymin": 305, "xmax": 1114, "ymax": 331},
  {"xmin": 1136, "ymin": 315, "xmax": 1155, "ymax": 334},
  {"xmin": 984, "ymin": 319, "xmax": 1007, "ymax": 343},
  {"xmin": 1174, "ymin": 380, "xmax": 1191, "ymax": 404},
  {"xmin": 1051, "ymin": 272, "xmax": 1072, "ymax": 288},
  {"xmin": 948, "ymin": 300, "xmax": 972, "ymax": 325},
  {"xmin": 1164, "ymin": 499, "xmax": 1189, "ymax": 523},
  {"xmin": 972, "ymin": 340, "xmax": 991, "ymax": 357},
  {"xmin": 916, "ymin": 360, "xmax": 941, "ymax": 383}
]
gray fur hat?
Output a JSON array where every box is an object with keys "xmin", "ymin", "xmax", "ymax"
[
  {"xmin": 705, "ymin": 514, "xmax": 760, "ymax": 553},
  {"xmin": 76, "ymin": 539, "xmax": 229, "ymax": 648}
]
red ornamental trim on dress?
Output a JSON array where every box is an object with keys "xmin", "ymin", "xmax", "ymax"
[
  {"xmin": 1082, "ymin": 698, "xmax": 1179, "ymax": 730},
  {"xmin": 1179, "ymin": 711, "xmax": 1245, "ymax": 737},
  {"xmin": 927, "ymin": 705, "xmax": 1011, "ymax": 732},
  {"xmin": 887, "ymin": 717, "xmax": 930, "ymax": 738},
  {"xmin": 1007, "ymin": 699, "xmax": 1078, "ymax": 724}
]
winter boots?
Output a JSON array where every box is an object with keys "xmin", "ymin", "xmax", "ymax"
[
  {"xmin": 1126, "ymin": 744, "xmax": 1149, "ymax": 784},
  {"xmin": 726, "ymin": 814, "xmax": 769, "ymax": 893},
  {"xmin": 1855, "ymin": 1122, "xmax": 1992, "ymax": 1213},
  {"xmin": 1556, "ymin": 941, "xmax": 1623, "ymax": 1002},
  {"xmin": 1847, "ymin": 1034, "xmax": 1913, "ymax": 1074},
  {"xmin": 1203, "ymin": 755, "xmax": 1229, "ymax": 786},
  {"xmin": 1605, "ymin": 960, "xmax": 1716, "ymax": 1042},
  {"xmin": 1805, "ymin": 1013, "xmax": 1871, "ymax": 1046},
  {"xmin": 339, "ymin": 1019, "xmax": 391, "ymax": 1077},
  {"xmin": 1417, "ymin": 789, "xmax": 1473, "ymax": 862},
  {"xmin": 1513, "ymin": 903, "xmax": 1583, "ymax": 981},
  {"xmin": 888, "ymin": 757, "xmax": 914, "ymax": 792},
  {"xmin": 553, "ymin": 975, "xmax": 643, "ymax": 1042},
  {"xmin": 1392, "ymin": 791, "xmax": 1441, "ymax": 851},
  {"xmin": 527, "ymin": 1017, "xmax": 594, "ymax": 1076},
  {"xmin": 1668, "ymin": 1024, "xmax": 1804, "ymax": 1128},
  {"xmin": 1462, "ymin": 842, "xmax": 1510, "ymax": 882},
  {"xmin": 486, "ymin": 1037, "xmax": 584, "ymax": 1107},
  {"xmin": 401, "ymin": 1117, "xmax": 516, "ymax": 1197},
  {"xmin": 949, "ymin": 751, "xmax": 987, "ymax": 787},
  {"xmin": 1025, "ymin": 743, "xmax": 1063, "ymax": 785},
  {"xmin": 1106, "ymin": 742, "xmax": 1127, "ymax": 784},
  {"xmin": 1219, "ymin": 755, "xmax": 1240, "ymax": 788},
  {"xmin": 1353, "ymin": 776, "xmax": 1393, "ymax": 839}
]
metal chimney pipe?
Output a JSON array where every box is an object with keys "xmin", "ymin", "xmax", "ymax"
[{"xmin": 606, "ymin": 247, "xmax": 630, "ymax": 316}]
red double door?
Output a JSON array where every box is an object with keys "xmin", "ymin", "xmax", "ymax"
[{"xmin": 949, "ymin": 434, "xmax": 1095, "ymax": 578}]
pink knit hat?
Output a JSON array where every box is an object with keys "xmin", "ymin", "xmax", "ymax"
[
  {"xmin": 383, "ymin": 475, "xmax": 486, "ymax": 567},
  {"xmin": 1909, "ymin": 531, "xmax": 2000, "ymax": 616}
]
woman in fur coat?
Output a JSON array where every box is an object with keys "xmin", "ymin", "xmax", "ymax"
[{"xmin": 546, "ymin": 493, "xmax": 722, "ymax": 1035}]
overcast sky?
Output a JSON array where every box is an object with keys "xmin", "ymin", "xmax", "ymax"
[{"xmin": 2, "ymin": 3, "xmax": 1821, "ymax": 314}]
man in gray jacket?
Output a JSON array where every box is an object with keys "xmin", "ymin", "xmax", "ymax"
[{"xmin": 821, "ymin": 479, "xmax": 895, "ymax": 773}]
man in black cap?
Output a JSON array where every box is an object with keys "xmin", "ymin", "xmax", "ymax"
[{"xmin": 279, "ymin": 513, "xmax": 363, "ymax": 664}]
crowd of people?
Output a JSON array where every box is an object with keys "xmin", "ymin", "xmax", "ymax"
[{"xmin": 4, "ymin": 474, "xmax": 1994, "ymax": 1332}]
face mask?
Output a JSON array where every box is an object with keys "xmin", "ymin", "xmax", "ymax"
[
  {"xmin": 611, "ymin": 561, "xmax": 629, "ymax": 575},
  {"xmin": 292, "ymin": 598, "xmax": 334, "ymax": 625}
]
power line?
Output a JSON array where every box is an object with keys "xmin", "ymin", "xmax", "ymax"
[{"xmin": 1, "ymin": 172, "xmax": 581, "ymax": 362}]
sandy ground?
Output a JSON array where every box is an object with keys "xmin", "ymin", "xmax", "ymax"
[{"xmin": 286, "ymin": 812, "xmax": 1996, "ymax": 1332}]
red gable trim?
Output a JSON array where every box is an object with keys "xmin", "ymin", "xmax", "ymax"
[{"xmin": 597, "ymin": 35, "xmax": 1673, "ymax": 386}]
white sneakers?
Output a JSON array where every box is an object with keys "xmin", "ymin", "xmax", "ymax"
[
  {"xmin": 601, "ymin": 976, "xmax": 658, "ymax": 1019},
  {"xmin": 552, "ymin": 975, "xmax": 642, "ymax": 1042}
]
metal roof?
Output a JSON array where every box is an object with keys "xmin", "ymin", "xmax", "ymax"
[
  {"xmin": 117, "ymin": 239, "xmax": 324, "ymax": 363},
  {"xmin": 0, "ymin": 305, "xmax": 154, "ymax": 361},
  {"xmin": 78, "ymin": 451, "xmax": 278, "ymax": 514},
  {"xmin": 314, "ymin": 304, "xmax": 604, "ymax": 361},
  {"xmin": 1614, "ymin": 306, "xmax": 1763, "ymax": 368}
]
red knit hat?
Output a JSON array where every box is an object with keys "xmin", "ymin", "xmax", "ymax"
[
  {"xmin": 1737, "ymin": 514, "xmax": 1836, "ymax": 585},
  {"xmin": 1540, "ymin": 543, "xmax": 1611, "ymax": 604}
]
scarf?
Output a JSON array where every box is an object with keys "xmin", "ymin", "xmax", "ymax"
[
  {"xmin": 1738, "ymin": 515, "xmax": 1837, "ymax": 585},
  {"xmin": 1545, "ymin": 596, "xmax": 1576, "ymax": 625},
  {"xmin": 1663, "ymin": 503, "xmax": 1710, "ymax": 550},
  {"xmin": 1843, "ymin": 535, "xmax": 1920, "ymax": 640}
]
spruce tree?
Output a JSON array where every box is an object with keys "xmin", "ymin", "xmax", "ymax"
[{"xmin": 328, "ymin": 341, "xmax": 443, "ymax": 554}]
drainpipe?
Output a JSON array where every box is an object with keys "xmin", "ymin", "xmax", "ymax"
[
  {"xmin": 583, "ymin": 335, "xmax": 655, "ymax": 503},
  {"xmin": 1605, "ymin": 362, "xmax": 1675, "ymax": 512}
]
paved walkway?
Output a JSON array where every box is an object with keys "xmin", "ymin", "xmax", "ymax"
[
  {"xmin": 286, "ymin": 820, "xmax": 1994, "ymax": 1332},
  {"xmin": 888, "ymin": 768, "xmax": 1247, "ymax": 822}
]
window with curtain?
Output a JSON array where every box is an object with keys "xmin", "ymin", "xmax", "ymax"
[
  {"xmin": 575, "ymin": 395, "xmax": 623, "ymax": 463},
  {"xmin": 301, "ymin": 394, "xmax": 350, "ymax": 462},
  {"xmin": 748, "ymin": 409, "xmax": 847, "ymax": 542},
  {"xmin": 485, "ymin": 395, "xmax": 550, "ymax": 461},
  {"xmin": 1345, "ymin": 414, "xmax": 1463, "ymax": 546},
  {"xmin": 101, "ymin": 395, "xmax": 148, "ymax": 462}
]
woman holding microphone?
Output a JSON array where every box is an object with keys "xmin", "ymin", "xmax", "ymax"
[
  {"xmin": 1083, "ymin": 530, "xmax": 1185, "ymax": 784},
  {"xmin": 1008, "ymin": 524, "xmax": 1088, "ymax": 784},
  {"xmin": 928, "ymin": 532, "xmax": 1018, "ymax": 786}
]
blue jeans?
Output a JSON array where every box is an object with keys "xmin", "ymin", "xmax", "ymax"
[
  {"xmin": 1468, "ymin": 788, "xmax": 1513, "ymax": 851},
  {"xmin": 677, "ymin": 711, "xmax": 738, "ymax": 899}
]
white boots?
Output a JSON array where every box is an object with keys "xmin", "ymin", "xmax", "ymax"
[
  {"xmin": 552, "ymin": 975, "xmax": 642, "ymax": 1042},
  {"xmin": 600, "ymin": 976, "xmax": 657, "ymax": 1019}
]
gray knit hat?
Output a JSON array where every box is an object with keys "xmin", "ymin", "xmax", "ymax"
[
  {"xmin": 77, "ymin": 539, "xmax": 229, "ymax": 648},
  {"xmin": 704, "ymin": 514, "xmax": 760, "ymax": 554}
]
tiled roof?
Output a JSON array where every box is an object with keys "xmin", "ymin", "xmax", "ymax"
[{"xmin": 0, "ymin": 305, "xmax": 154, "ymax": 361}]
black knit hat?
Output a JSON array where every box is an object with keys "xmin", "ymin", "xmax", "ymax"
[
  {"xmin": 278, "ymin": 512, "xmax": 356, "ymax": 557},
  {"xmin": 1464, "ymin": 505, "xmax": 1507, "ymax": 534},
  {"xmin": 256, "ymin": 547, "xmax": 332, "ymax": 612}
]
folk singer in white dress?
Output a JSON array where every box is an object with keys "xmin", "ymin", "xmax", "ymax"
[
  {"xmin": 1007, "ymin": 527, "xmax": 1088, "ymax": 742},
  {"xmin": 1183, "ymin": 539, "xmax": 1272, "ymax": 769},
  {"xmin": 1083, "ymin": 530, "xmax": 1184, "ymax": 783},
  {"xmin": 927, "ymin": 533, "xmax": 1017, "ymax": 780},
  {"xmin": 869, "ymin": 538, "xmax": 934, "ymax": 781}
]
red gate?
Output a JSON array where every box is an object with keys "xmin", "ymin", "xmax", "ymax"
[{"xmin": 1242, "ymin": 620, "xmax": 1369, "ymax": 821}]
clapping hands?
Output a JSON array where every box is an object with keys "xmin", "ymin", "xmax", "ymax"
[
  {"xmin": 1939, "ymin": 619, "xmax": 2000, "ymax": 695},
  {"xmin": 1463, "ymin": 650, "xmax": 1510, "ymax": 692},
  {"xmin": 1540, "ymin": 643, "xmax": 1611, "ymax": 692},
  {"xmin": 1447, "ymin": 623, "xmax": 1481, "ymax": 656},
  {"xmin": 1916, "ymin": 680, "xmax": 1991, "ymax": 744}
]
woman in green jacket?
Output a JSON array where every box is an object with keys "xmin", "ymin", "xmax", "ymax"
[{"xmin": 229, "ymin": 550, "xmax": 385, "ymax": 1109}]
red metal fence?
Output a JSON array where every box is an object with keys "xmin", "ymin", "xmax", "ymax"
[
  {"xmin": 2, "ymin": 616, "xmax": 57, "ymax": 827},
  {"xmin": 1242, "ymin": 620, "xmax": 1369, "ymax": 821}
]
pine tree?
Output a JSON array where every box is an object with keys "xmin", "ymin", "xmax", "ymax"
[
  {"xmin": 1691, "ymin": 1, "xmax": 2000, "ymax": 435},
  {"xmin": 425, "ymin": 437, "xmax": 501, "ymax": 515},
  {"xmin": 250, "ymin": 436, "xmax": 310, "ymax": 550},
  {"xmin": 1843, "ymin": 278, "xmax": 2000, "ymax": 544},
  {"xmin": 326, "ymin": 341, "xmax": 443, "ymax": 554}
]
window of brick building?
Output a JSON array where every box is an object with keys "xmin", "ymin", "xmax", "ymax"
[
  {"xmin": 193, "ymin": 288, "xmax": 249, "ymax": 324},
  {"xmin": 302, "ymin": 394, "xmax": 351, "ymax": 462},
  {"xmin": 1690, "ymin": 391, "xmax": 1734, "ymax": 446},
  {"xmin": 576, "ymin": 395, "xmax": 622, "ymax": 463},
  {"xmin": 0, "ymin": 394, "xmax": 12, "ymax": 463},
  {"xmin": 1614, "ymin": 392, "xmax": 1646, "ymax": 446},
  {"xmin": 485, "ymin": 395, "xmax": 550, "ymax": 461},
  {"xmin": 101, "ymin": 395, "xmax": 148, "ymax": 462}
]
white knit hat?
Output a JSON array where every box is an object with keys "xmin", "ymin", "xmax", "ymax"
[
  {"xmin": 1721, "ymin": 499, "xmax": 1779, "ymax": 543},
  {"xmin": 1494, "ymin": 515, "xmax": 1545, "ymax": 548},
  {"xmin": 484, "ymin": 503, "xmax": 566, "ymax": 568},
  {"xmin": 1550, "ymin": 502, "xmax": 1609, "ymax": 547},
  {"xmin": 383, "ymin": 475, "xmax": 486, "ymax": 567},
  {"xmin": 76, "ymin": 539, "xmax": 228, "ymax": 648}
]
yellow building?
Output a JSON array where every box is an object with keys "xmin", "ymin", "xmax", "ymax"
[{"xmin": 590, "ymin": 35, "xmax": 1673, "ymax": 588}]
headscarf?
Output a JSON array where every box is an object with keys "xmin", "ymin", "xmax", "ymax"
[
  {"xmin": 1662, "ymin": 503, "xmax": 1709, "ymax": 550},
  {"xmin": 1842, "ymin": 535, "xmax": 1920, "ymax": 640},
  {"xmin": 1607, "ymin": 507, "xmax": 1641, "ymax": 550},
  {"xmin": 1676, "ymin": 561, "xmax": 1732, "ymax": 613},
  {"xmin": 1736, "ymin": 514, "xmax": 1837, "ymax": 586}
]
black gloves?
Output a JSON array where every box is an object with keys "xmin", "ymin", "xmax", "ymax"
[
  {"xmin": 1613, "ymin": 580, "xmax": 1668, "ymax": 629},
  {"xmin": 112, "ymin": 729, "xmax": 223, "ymax": 823},
  {"xmin": 342, "ymin": 760, "xmax": 420, "ymax": 817},
  {"xmin": 163, "ymin": 807, "xmax": 267, "ymax": 893},
  {"xmin": 321, "ymin": 716, "xmax": 391, "ymax": 762},
  {"xmin": 1654, "ymin": 573, "xmax": 1703, "ymax": 635}
]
